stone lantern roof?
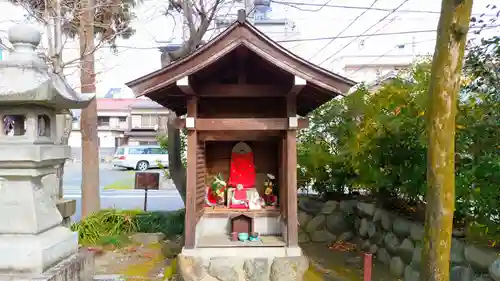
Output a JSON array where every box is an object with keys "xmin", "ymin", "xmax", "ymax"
[{"xmin": 0, "ymin": 24, "xmax": 94, "ymax": 109}]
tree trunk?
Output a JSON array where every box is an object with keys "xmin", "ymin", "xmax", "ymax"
[
  {"xmin": 79, "ymin": 0, "xmax": 100, "ymax": 218},
  {"xmin": 421, "ymin": 1, "xmax": 473, "ymax": 280},
  {"xmin": 167, "ymin": 114, "xmax": 187, "ymax": 204}
]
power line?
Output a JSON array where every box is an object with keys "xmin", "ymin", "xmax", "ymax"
[
  {"xmin": 318, "ymin": 0, "xmax": 411, "ymax": 66},
  {"xmin": 276, "ymin": 24, "xmax": 499, "ymax": 44},
  {"xmin": 308, "ymin": 0, "xmax": 380, "ymax": 61},
  {"xmin": 271, "ymin": 1, "xmax": 494, "ymax": 17}
]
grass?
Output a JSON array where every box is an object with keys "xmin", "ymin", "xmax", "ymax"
[{"xmin": 103, "ymin": 178, "xmax": 135, "ymax": 190}]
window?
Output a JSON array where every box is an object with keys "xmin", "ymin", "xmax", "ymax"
[
  {"xmin": 150, "ymin": 148, "xmax": 167, "ymax": 155},
  {"xmin": 98, "ymin": 116, "xmax": 110, "ymax": 126},
  {"xmin": 129, "ymin": 148, "xmax": 148, "ymax": 155},
  {"xmin": 115, "ymin": 148, "xmax": 125, "ymax": 155},
  {"xmin": 141, "ymin": 115, "xmax": 158, "ymax": 128}
]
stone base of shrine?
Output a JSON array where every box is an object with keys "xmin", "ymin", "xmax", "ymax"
[
  {"xmin": 178, "ymin": 248, "xmax": 308, "ymax": 281},
  {"xmin": 0, "ymin": 249, "xmax": 94, "ymax": 281},
  {"xmin": 0, "ymin": 226, "xmax": 78, "ymax": 274}
]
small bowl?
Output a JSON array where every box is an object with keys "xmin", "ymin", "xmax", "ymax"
[
  {"xmin": 238, "ymin": 232, "xmax": 249, "ymax": 241},
  {"xmin": 250, "ymin": 232, "xmax": 259, "ymax": 238}
]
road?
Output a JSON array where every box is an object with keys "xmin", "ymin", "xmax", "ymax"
[{"xmin": 62, "ymin": 162, "xmax": 185, "ymax": 222}]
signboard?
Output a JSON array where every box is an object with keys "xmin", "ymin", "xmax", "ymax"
[
  {"xmin": 135, "ymin": 172, "xmax": 160, "ymax": 190},
  {"xmin": 135, "ymin": 172, "xmax": 160, "ymax": 211}
]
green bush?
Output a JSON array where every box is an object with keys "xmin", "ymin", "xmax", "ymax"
[{"xmin": 71, "ymin": 209, "xmax": 185, "ymax": 245}]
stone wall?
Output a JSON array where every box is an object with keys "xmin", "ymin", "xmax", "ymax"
[
  {"xmin": 297, "ymin": 196, "xmax": 500, "ymax": 281},
  {"xmin": 178, "ymin": 255, "xmax": 309, "ymax": 281}
]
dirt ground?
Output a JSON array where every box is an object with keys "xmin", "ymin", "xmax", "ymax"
[
  {"xmin": 90, "ymin": 234, "xmax": 182, "ymax": 281},
  {"xmin": 90, "ymin": 233, "xmax": 397, "ymax": 281},
  {"xmin": 302, "ymin": 243, "xmax": 400, "ymax": 281}
]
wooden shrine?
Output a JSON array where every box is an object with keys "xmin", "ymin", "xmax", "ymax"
[{"xmin": 126, "ymin": 10, "xmax": 355, "ymax": 255}]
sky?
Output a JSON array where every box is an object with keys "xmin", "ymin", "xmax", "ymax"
[{"xmin": 0, "ymin": 0, "xmax": 498, "ymax": 97}]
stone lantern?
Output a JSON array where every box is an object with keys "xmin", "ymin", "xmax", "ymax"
[{"xmin": 0, "ymin": 24, "xmax": 94, "ymax": 276}]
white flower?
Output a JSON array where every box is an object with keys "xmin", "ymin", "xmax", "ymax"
[{"xmin": 267, "ymin": 173, "xmax": 275, "ymax": 180}]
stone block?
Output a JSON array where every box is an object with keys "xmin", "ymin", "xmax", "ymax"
[
  {"xmin": 489, "ymin": 258, "xmax": 500, "ymax": 281},
  {"xmin": 208, "ymin": 257, "xmax": 241, "ymax": 281},
  {"xmin": 243, "ymin": 258, "xmax": 270, "ymax": 281},
  {"xmin": 404, "ymin": 265, "xmax": 420, "ymax": 281},
  {"xmin": 398, "ymin": 238, "xmax": 414, "ymax": 264},
  {"xmin": 357, "ymin": 202, "xmax": 376, "ymax": 217},
  {"xmin": 320, "ymin": 201, "xmax": 338, "ymax": 215},
  {"xmin": 270, "ymin": 256, "xmax": 308, "ymax": 281},
  {"xmin": 389, "ymin": 256, "xmax": 405, "ymax": 277},
  {"xmin": 0, "ymin": 249, "xmax": 94, "ymax": 281},
  {"xmin": 310, "ymin": 230, "xmax": 336, "ymax": 243},
  {"xmin": 56, "ymin": 199, "xmax": 76, "ymax": 218},
  {"xmin": 450, "ymin": 265, "xmax": 474, "ymax": 281},
  {"xmin": 177, "ymin": 255, "xmax": 206, "ymax": 281},
  {"xmin": 0, "ymin": 226, "xmax": 78, "ymax": 274},
  {"xmin": 392, "ymin": 218, "xmax": 412, "ymax": 237},
  {"xmin": 131, "ymin": 233, "xmax": 166, "ymax": 245},
  {"xmin": 465, "ymin": 245, "xmax": 498, "ymax": 273},
  {"xmin": 305, "ymin": 215, "xmax": 326, "ymax": 233},
  {"xmin": 297, "ymin": 211, "xmax": 312, "ymax": 228},
  {"xmin": 384, "ymin": 232, "xmax": 400, "ymax": 254},
  {"xmin": 410, "ymin": 223, "xmax": 424, "ymax": 241}
]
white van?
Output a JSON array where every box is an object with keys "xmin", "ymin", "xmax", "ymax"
[{"xmin": 112, "ymin": 145, "xmax": 169, "ymax": 171}]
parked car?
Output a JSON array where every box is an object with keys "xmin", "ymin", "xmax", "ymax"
[{"xmin": 112, "ymin": 145, "xmax": 169, "ymax": 171}]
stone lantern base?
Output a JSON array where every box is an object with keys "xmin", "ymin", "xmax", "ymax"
[{"xmin": 0, "ymin": 249, "xmax": 94, "ymax": 281}]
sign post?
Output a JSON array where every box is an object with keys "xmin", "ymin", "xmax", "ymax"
[{"xmin": 134, "ymin": 172, "xmax": 160, "ymax": 211}]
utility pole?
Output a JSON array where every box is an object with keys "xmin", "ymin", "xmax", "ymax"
[
  {"xmin": 79, "ymin": 0, "xmax": 100, "ymax": 218},
  {"xmin": 421, "ymin": 0, "xmax": 473, "ymax": 281}
]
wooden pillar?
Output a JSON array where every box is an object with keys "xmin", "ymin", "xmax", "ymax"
[
  {"xmin": 184, "ymin": 96, "xmax": 198, "ymax": 249},
  {"xmin": 286, "ymin": 93, "xmax": 298, "ymax": 247}
]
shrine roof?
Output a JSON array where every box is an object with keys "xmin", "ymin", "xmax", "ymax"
[{"xmin": 125, "ymin": 10, "xmax": 357, "ymax": 116}]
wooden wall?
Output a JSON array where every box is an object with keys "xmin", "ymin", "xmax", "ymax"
[
  {"xmin": 195, "ymin": 141, "xmax": 206, "ymax": 219},
  {"xmin": 198, "ymin": 97, "xmax": 286, "ymax": 118},
  {"xmin": 205, "ymin": 140, "xmax": 279, "ymax": 194}
]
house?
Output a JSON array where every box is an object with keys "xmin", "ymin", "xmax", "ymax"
[{"xmin": 68, "ymin": 98, "xmax": 170, "ymax": 161}]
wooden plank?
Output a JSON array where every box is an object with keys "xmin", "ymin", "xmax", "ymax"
[
  {"xmin": 175, "ymin": 118, "xmax": 308, "ymax": 131},
  {"xmin": 198, "ymin": 130, "xmax": 281, "ymax": 141},
  {"xmin": 197, "ymin": 84, "xmax": 285, "ymax": 97},
  {"xmin": 184, "ymin": 96, "xmax": 198, "ymax": 249},
  {"xmin": 286, "ymin": 93, "xmax": 298, "ymax": 247}
]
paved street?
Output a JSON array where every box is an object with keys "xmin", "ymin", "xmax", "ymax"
[{"xmin": 62, "ymin": 162, "xmax": 184, "ymax": 222}]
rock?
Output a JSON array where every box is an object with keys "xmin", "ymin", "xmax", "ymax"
[
  {"xmin": 243, "ymin": 258, "xmax": 270, "ymax": 281},
  {"xmin": 298, "ymin": 198, "xmax": 324, "ymax": 215},
  {"xmin": 410, "ymin": 224, "xmax": 424, "ymax": 241},
  {"xmin": 474, "ymin": 275, "xmax": 494, "ymax": 281},
  {"xmin": 370, "ymin": 231, "xmax": 385, "ymax": 245},
  {"xmin": 320, "ymin": 201, "xmax": 339, "ymax": 215},
  {"xmin": 270, "ymin": 257, "xmax": 309, "ymax": 281},
  {"xmin": 465, "ymin": 245, "xmax": 498, "ymax": 273},
  {"xmin": 305, "ymin": 215, "xmax": 326, "ymax": 233},
  {"xmin": 451, "ymin": 238, "xmax": 465, "ymax": 264},
  {"xmin": 359, "ymin": 218, "xmax": 369, "ymax": 237},
  {"xmin": 208, "ymin": 258, "xmax": 241, "ymax": 281},
  {"xmin": 384, "ymin": 232, "xmax": 400, "ymax": 254},
  {"xmin": 357, "ymin": 202, "xmax": 376, "ymax": 217},
  {"xmin": 131, "ymin": 232, "xmax": 166, "ymax": 245},
  {"xmin": 373, "ymin": 209, "xmax": 383, "ymax": 222},
  {"xmin": 410, "ymin": 246, "xmax": 422, "ymax": 270},
  {"xmin": 381, "ymin": 212, "xmax": 392, "ymax": 231},
  {"xmin": 178, "ymin": 255, "xmax": 206, "ymax": 281},
  {"xmin": 369, "ymin": 244, "xmax": 379, "ymax": 254},
  {"xmin": 404, "ymin": 265, "xmax": 420, "ymax": 281},
  {"xmin": 360, "ymin": 239, "xmax": 371, "ymax": 251},
  {"xmin": 489, "ymin": 258, "xmax": 500, "ymax": 281},
  {"xmin": 339, "ymin": 200, "xmax": 357, "ymax": 214},
  {"xmin": 398, "ymin": 238, "xmax": 414, "ymax": 263},
  {"xmin": 389, "ymin": 256, "xmax": 405, "ymax": 277},
  {"xmin": 393, "ymin": 218, "xmax": 412, "ymax": 237},
  {"xmin": 354, "ymin": 218, "xmax": 361, "ymax": 230},
  {"xmin": 367, "ymin": 221, "xmax": 377, "ymax": 238},
  {"xmin": 338, "ymin": 231, "xmax": 354, "ymax": 242},
  {"xmin": 310, "ymin": 230, "xmax": 337, "ymax": 243},
  {"xmin": 297, "ymin": 211, "xmax": 312, "ymax": 228},
  {"xmin": 325, "ymin": 212, "xmax": 348, "ymax": 234},
  {"xmin": 377, "ymin": 247, "xmax": 391, "ymax": 265},
  {"xmin": 298, "ymin": 231, "xmax": 310, "ymax": 243},
  {"xmin": 450, "ymin": 265, "xmax": 474, "ymax": 281}
]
